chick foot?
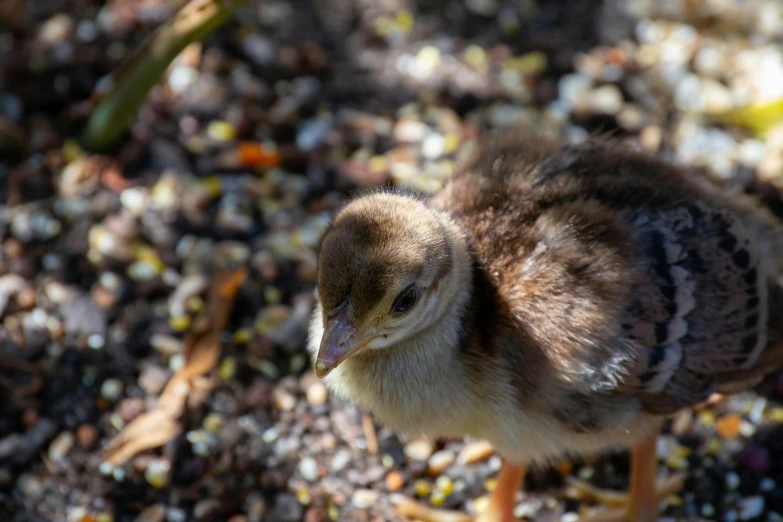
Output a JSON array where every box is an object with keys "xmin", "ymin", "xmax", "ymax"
[
  {"xmin": 392, "ymin": 462, "xmax": 527, "ymax": 522},
  {"xmin": 565, "ymin": 431, "xmax": 686, "ymax": 522}
]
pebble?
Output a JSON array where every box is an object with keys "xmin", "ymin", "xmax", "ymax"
[
  {"xmin": 587, "ymin": 85, "xmax": 624, "ymax": 115},
  {"xmin": 74, "ymin": 424, "xmax": 98, "ymax": 450},
  {"xmin": 17, "ymin": 473, "xmax": 44, "ymax": 499},
  {"xmin": 725, "ymin": 472, "xmax": 741, "ymax": 491},
  {"xmin": 298, "ymin": 457, "xmax": 319, "ymax": 482},
  {"xmin": 738, "ymin": 496, "xmax": 764, "ymax": 520},
  {"xmin": 306, "ymin": 381, "xmax": 328, "ymax": 406},
  {"xmin": 427, "ymin": 450, "xmax": 455, "ymax": 475},
  {"xmin": 351, "ymin": 489, "xmax": 379, "ymax": 509},
  {"xmin": 138, "ymin": 365, "xmax": 169, "ymax": 395},
  {"xmin": 331, "ymin": 449, "xmax": 352, "ymax": 472},
  {"xmin": 100, "ymin": 378, "xmax": 124, "ymax": 401},
  {"xmin": 247, "ymin": 493, "xmax": 266, "ymax": 522},
  {"xmin": 273, "ymin": 388, "xmax": 297, "ymax": 412},
  {"xmin": 194, "ymin": 499, "xmax": 220, "ymax": 520},
  {"xmin": 269, "ymin": 494, "xmax": 302, "ymax": 522},
  {"xmin": 134, "ymin": 505, "xmax": 166, "ymax": 522},
  {"xmin": 48, "ymin": 431, "xmax": 74, "ymax": 463},
  {"xmin": 144, "ymin": 459, "xmax": 170, "ymax": 489},
  {"xmin": 458, "ymin": 441, "xmax": 495, "ymax": 465},
  {"xmin": 385, "ymin": 471, "xmax": 405, "ymax": 491},
  {"xmin": 404, "ymin": 438, "xmax": 434, "ymax": 461}
]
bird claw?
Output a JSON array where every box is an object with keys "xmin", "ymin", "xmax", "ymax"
[
  {"xmin": 565, "ymin": 472, "xmax": 687, "ymax": 522},
  {"xmin": 391, "ymin": 495, "xmax": 474, "ymax": 522}
]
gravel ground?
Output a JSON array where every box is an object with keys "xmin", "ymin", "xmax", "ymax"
[{"xmin": 3, "ymin": 0, "xmax": 783, "ymax": 521}]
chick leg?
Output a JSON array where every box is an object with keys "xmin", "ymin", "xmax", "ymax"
[
  {"xmin": 392, "ymin": 462, "xmax": 526, "ymax": 522},
  {"xmin": 567, "ymin": 431, "xmax": 686, "ymax": 522}
]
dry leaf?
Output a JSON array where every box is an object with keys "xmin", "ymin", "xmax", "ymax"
[{"xmin": 103, "ymin": 267, "xmax": 248, "ymax": 466}]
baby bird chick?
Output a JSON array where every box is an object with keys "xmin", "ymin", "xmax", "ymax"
[{"xmin": 308, "ymin": 132, "xmax": 783, "ymax": 522}]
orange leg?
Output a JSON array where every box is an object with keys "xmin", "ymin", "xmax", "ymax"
[
  {"xmin": 393, "ymin": 462, "xmax": 527, "ymax": 522},
  {"xmin": 567, "ymin": 430, "xmax": 686, "ymax": 522}
]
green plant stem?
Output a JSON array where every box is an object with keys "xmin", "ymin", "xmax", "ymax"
[{"xmin": 81, "ymin": 0, "xmax": 250, "ymax": 151}]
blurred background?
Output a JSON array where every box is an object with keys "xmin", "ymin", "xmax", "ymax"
[{"xmin": 2, "ymin": 0, "xmax": 783, "ymax": 521}]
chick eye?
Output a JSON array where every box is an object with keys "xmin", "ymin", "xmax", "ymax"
[{"xmin": 392, "ymin": 285, "xmax": 419, "ymax": 315}]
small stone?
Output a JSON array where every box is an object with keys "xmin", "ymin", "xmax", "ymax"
[
  {"xmin": 269, "ymin": 494, "xmax": 302, "ymax": 522},
  {"xmin": 48, "ymin": 431, "xmax": 74, "ymax": 463},
  {"xmin": 247, "ymin": 493, "xmax": 266, "ymax": 522},
  {"xmin": 394, "ymin": 120, "xmax": 428, "ymax": 142},
  {"xmin": 194, "ymin": 499, "xmax": 220, "ymax": 520},
  {"xmin": 138, "ymin": 365, "xmax": 169, "ymax": 395},
  {"xmin": 725, "ymin": 472, "xmax": 741, "ymax": 491},
  {"xmin": 587, "ymin": 85, "xmax": 624, "ymax": 115},
  {"xmin": 404, "ymin": 438, "xmax": 434, "ymax": 461},
  {"xmin": 100, "ymin": 378, "xmax": 124, "ymax": 401},
  {"xmin": 17, "ymin": 473, "xmax": 44, "ymax": 499},
  {"xmin": 76, "ymin": 424, "xmax": 98, "ymax": 450},
  {"xmin": 351, "ymin": 489, "xmax": 379, "ymax": 509},
  {"xmin": 458, "ymin": 441, "xmax": 495, "ymax": 465},
  {"xmin": 385, "ymin": 471, "xmax": 405, "ymax": 491},
  {"xmin": 427, "ymin": 450, "xmax": 455, "ymax": 475},
  {"xmin": 144, "ymin": 459, "xmax": 170, "ymax": 489},
  {"xmin": 39, "ymin": 13, "xmax": 74, "ymax": 46},
  {"xmin": 134, "ymin": 505, "xmax": 166, "ymax": 522},
  {"xmin": 306, "ymin": 381, "xmax": 327, "ymax": 406},
  {"xmin": 738, "ymin": 496, "xmax": 764, "ymax": 520},
  {"xmin": 298, "ymin": 457, "xmax": 319, "ymax": 482},
  {"xmin": 331, "ymin": 449, "xmax": 351, "ymax": 472},
  {"xmin": 273, "ymin": 388, "xmax": 297, "ymax": 411}
]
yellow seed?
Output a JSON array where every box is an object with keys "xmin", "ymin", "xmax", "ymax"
[
  {"xmin": 443, "ymin": 135, "xmax": 460, "ymax": 154},
  {"xmin": 327, "ymin": 503, "xmax": 339, "ymax": 521},
  {"xmin": 264, "ymin": 287, "xmax": 283, "ymax": 304},
  {"xmin": 296, "ymin": 488, "xmax": 311, "ymax": 504},
  {"xmin": 706, "ymin": 438, "xmax": 722, "ymax": 455},
  {"xmin": 473, "ymin": 495, "xmax": 490, "ymax": 514},
  {"xmin": 665, "ymin": 455, "xmax": 687, "ymax": 470},
  {"xmin": 417, "ymin": 46, "xmax": 441, "ymax": 69},
  {"xmin": 63, "ymin": 139, "xmax": 84, "ymax": 163},
  {"xmin": 483, "ymin": 478, "xmax": 497, "ymax": 492},
  {"xmin": 232, "ymin": 328, "xmax": 251, "ymax": 345},
  {"xmin": 395, "ymin": 10, "xmax": 414, "ymax": 33},
  {"xmin": 666, "ymin": 495, "xmax": 683, "ymax": 507},
  {"xmin": 464, "ymin": 45, "xmax": 487, "ymax": 70},
  {"xmin": 674, "ymin": 445, "xmax": 692, "ymax": 459},
  {"xmin": 369, "ymin": 155, "xmax": 388, "ymax": 174},
  {"xmin": 435, "ymin": 476, "xmax": 453, "ymax": 495},
  {"xmin": 207, "ymin": 121, "xmax": 237, "ymax": 142},
  {"xmin": 187, "ymin": 296, "xmax": 205, "ymax": 313},
  {"xmin": 374, "ymin": 16, "xmax": 393, "ymax": 37},
  {"xmin": 203, "ymin": 413, "xmax": 223, "ymax": 432},
  {"xmin": 169, "ymin": 315, "xmax": 192, "ymax": 332},
  {"xmin": 200, "ymin": 176, "xmax": 223, "ymax": 197},
  {"xmin": 698, "ymin": 410, "xmax": 715, "ymax": 426},
  {"xmin": 768, "ymin": 407, "xmax": 783, "ymax": 422},
  {"xmin": 429, "ymin": 491, "xmax": 446, "ymax": 506},
  {"xmin": 96, "ymin": 514, "xmax": 113, "ymax": 522},
  {"xmin": 414, "ymin": 479, "xmax": 431, "ymax": 497}
]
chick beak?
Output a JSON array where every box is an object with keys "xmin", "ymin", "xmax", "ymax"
[{"xmin": 315, "ymin": 308, "xmax": 372, "ymax": 378}]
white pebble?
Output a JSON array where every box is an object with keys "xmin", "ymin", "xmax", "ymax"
[
  {"xmin": 100, "ymin": 378, "xmax": 123, "ymax": 401},
  {"xmin": 352, "ymin": 489, "xmax": 379, "ymax": 509},
  {"xmin": 298, "ymin": 457, "xmax": 319, "ymax": 482},
  {"xmin": 739, "ymin": 496, "xmax": 764, "ymax": 520},
  {"xmin": 404, "ymin": 438, "xmax": 434, "ymax": 461},
  {"xmin": 725, "ymin": 472, "xmax": 741, "ymax": 490},
  {"xmin": 87, "ymin": 333, "xmax": 105, "ymax": 349}
]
